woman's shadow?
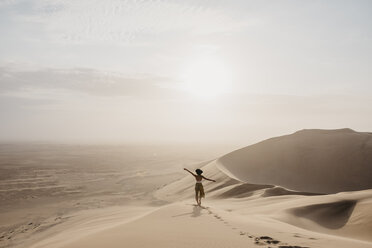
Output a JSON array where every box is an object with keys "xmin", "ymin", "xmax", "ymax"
[{"xmin": 172, "ymin": 204, "xmax": 204, "ymax": 218}]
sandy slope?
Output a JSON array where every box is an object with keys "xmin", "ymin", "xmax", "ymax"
[
  {"xmin": 218, "ymin": 129, "xmax": 372, "ymax": 193},
  {"xmin": 47, "ymin": 203, "xmax": 259, "ymax": 248},
  {"xmin": 28, "ymin": 206, "xmax": 157, "ymax": 248},
  {"xmin": 157, "ymin": 160, "xmax": 372, "ymax": 244},
  {"xmin": 32, "ymin": 200, "xmax": 372, "ymax": 248}
]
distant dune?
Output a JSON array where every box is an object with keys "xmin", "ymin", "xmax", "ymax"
[{"xmin": 218, "ymin": 128, "xmax": 372, "ymax": 193}]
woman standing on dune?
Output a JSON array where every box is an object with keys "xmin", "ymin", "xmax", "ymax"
[{"xmin": 184, "ymin": 168, "xmax": 216, "ymax": 206}]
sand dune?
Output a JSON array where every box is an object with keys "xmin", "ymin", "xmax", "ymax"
[
  {"xmin": 218, "ymin": 128, "xmax": 372, "ymax": 193},
  {"xmin": 153, "ymin": 129, "xmax": 372, "ymax": 247}
]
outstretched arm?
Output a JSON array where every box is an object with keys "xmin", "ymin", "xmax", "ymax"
[
  {"xmin": 202, "ymin": 176, "xmax": 216, "ymax": 182},
  {"xmin": 184, "ymin": 168, "xmax": 196, "ymax": 177}
]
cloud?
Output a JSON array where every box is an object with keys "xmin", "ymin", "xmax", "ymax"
[
  {"xmin": 8, "ymin": 0, "xmax": 246, "ymax": 45},
  {"xmin": 0, "ymin": 65, "xmax": 176, "ymax": 98}
]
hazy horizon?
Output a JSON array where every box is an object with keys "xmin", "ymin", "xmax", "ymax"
[{"xmin": 1, "ymin": 0, "xmax": 372, "ymax": 144}]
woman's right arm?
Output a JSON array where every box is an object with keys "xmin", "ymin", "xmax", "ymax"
[{"xmin": 184, "ymin": 168, "xmax": 196, "ymax": 177}]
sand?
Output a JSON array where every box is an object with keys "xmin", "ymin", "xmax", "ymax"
[
  {"xmin": 218, "ymin": 129, "xmax": 372, "ymax": 193},
  {"xmin": 0, "ymin": 144, "xmax": 231, "ymax": 248},
  {"xmin": 32, "ymin": 198, "xmax": 372, "ymax": 248},
  {"xmin": 1, "ymin": 130, "xmax": 372, "ymax": 248}
]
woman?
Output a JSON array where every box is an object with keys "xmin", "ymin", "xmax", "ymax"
[{"xmin": 184, "ymin": 168, "xmax": 216, "ymax": 206}]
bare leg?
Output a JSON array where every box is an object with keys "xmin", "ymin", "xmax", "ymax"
[
  {"xmin": 195, "ymin": 191, "xmax": 199, "ymax": 205},
  {"xmin": 197, "ymin": 192, "xmax": 201, "ymax": 206}
]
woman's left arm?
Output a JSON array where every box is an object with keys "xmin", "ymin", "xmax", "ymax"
[{"xmin": 202, "ymin": 176, "xmax": 216, "ymax": 182}]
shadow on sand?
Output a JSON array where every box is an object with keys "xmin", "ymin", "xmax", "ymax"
[{"xmin": 172, "ymin": 204, "xmax": 205, "ymax": 218}]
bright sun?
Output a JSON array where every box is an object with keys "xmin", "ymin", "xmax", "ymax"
[{"xmin": 180, "ymin": 56, "xmax": 232, "ymax": 98}]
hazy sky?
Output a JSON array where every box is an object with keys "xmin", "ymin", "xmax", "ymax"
[{"xmin": 1, "ymin": 0, "xmax": 372, "ymax": 145}]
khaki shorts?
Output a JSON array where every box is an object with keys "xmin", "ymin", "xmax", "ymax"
[{"xmin": 195, "ymin": 183, "xmax": 205, "ymax": 198}]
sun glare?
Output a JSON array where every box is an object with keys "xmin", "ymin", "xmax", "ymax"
[{"xmin": 180, "ymin": 56, "xmax": 232, "ymax": 98}]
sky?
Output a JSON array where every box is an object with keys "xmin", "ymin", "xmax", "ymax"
[{"xmin": 0, "ymin": 0, "xmax": 372, "ymax": 145}]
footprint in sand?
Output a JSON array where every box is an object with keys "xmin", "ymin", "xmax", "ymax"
[
  {"xmin": 252, "ymin": 236, "xmax": 281, "ymax": 246},
  {"xmin": 213, "ymin": 214, "xmax": 225, "ymax": 222},
  {"xmin": 206, "ymin": 209, "xmax": 234, "ymax": 229},
  {"xmin": 254, "ymin": 239, "xmax": 266, "ymax": 246},
  {"xmin": 260, "ymin": 236, "xmax": 280, "ymax": 244}
]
